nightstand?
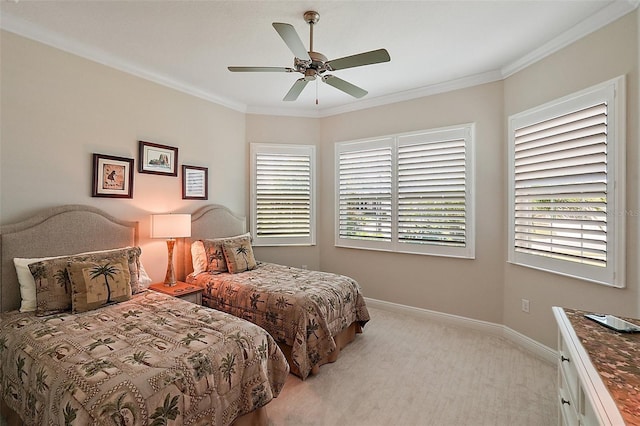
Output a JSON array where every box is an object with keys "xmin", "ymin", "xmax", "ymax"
[{"xmin": 149, "ymin": 281, "xmax": 203, "ymax": 305}]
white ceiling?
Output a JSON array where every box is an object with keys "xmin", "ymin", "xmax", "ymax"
[{"xmin": 1, "ymin": 1, "xmax": 637, "ymax": 117}]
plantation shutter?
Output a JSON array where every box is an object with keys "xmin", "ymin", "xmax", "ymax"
[
  {"xmin": 338, "ymin": 143, "xmax": 393, "ymax": 242},
  {"xmin": 398, "ymin": 130, "xmax": 467, "ymax": 248},
  {"xmin": 513, "ymin": 102, "xmax": 608, "ymax": 267},
  {"xmin": 251, "ymin": 144, "xmax": 315, "ymax": 246}
]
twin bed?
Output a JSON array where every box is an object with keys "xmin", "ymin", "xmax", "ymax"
[
  {"xmin": 0, "ymin": 204, "xmax": 369, "ymax": 425},
  {"xmin": 185, "ymin": 205, "xmax": 370, "ymax": 379}
]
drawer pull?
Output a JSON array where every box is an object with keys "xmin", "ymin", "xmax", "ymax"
[
  {"xmin": 561, "ymin": 398, "xmax": 571, "ymax": 406},
  {"xmin": 561, "ymin": 355, "xmax": 570, "ymax": 363}
]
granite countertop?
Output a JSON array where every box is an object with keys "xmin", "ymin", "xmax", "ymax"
[{"xmin": 564, "ymin": 309, "xmax": 640, "ymax": 425}]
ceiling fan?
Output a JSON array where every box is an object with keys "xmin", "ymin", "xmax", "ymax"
[{"xmin": 228, "ymin": 11, "xmax": 391, "ymax": 102}]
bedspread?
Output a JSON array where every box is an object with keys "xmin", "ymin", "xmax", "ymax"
[
  {"xmin": 0, "ymin": 290, "xmax": 289, "ymax": 425},
  {"xmin": 188, "ymin": 262, "xmax": 370, "ymax": 379}
]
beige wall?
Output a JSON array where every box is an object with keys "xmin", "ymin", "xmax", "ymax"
[
  {"xmin": 245, "ymin": 114, "xmax": 321, "ymax": 270},
  {"xmin": 503, "ymin": 11, "xmax": 639, "ymax": 347},
  {"xmin": 318, "ymin": 82, "xmax": 506, "ymax": 324},
  {"xmin": 0, "ymin": 31, "xmax": 247, "ymax": 283},
  {"xmin": 1, "ymin": 9, "xmax": 638, "ymax": 349}
]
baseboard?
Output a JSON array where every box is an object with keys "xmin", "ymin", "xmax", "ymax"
[{"xmin": 365, "ymin": 297, "xmax": 557, "ymax": 365}]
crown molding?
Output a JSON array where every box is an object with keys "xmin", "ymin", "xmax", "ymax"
[
  {"xmin": 0, "ymin": 12, "xmax": 247, "ymax": 113},
  {"xmin": 246, "ymin": 104, "xmax": 323, "ymax": 118},
  {"xmin": 317, "ymin": 70, "xmax": 504, "ymax": 118},
  {"xmin": 2, "ymin": 1, "xmax": 637, "ymax": 118},
  {"xmin": 248, "ymin": 69, "xmax": 503, "ymax": 118},
  {"xmin": 501, "ymin": 0, "xmax": 639, "ymax": 78}
]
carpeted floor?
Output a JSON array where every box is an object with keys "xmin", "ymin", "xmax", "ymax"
[{"xmin": 267, "ymin": 306, "xmax": 557, "ymax": 426}]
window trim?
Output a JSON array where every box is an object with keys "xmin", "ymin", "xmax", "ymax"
[
  {"xmin": 250, "ymin": 143, "xmax": 316, "ymax": 247},
  {"xmin": 335, "ymin": 124, "xmax": 475, "ymax": 259},
  {"xmin": 507, "ymin": 76, "xmax": 626, "ymax": 287}
]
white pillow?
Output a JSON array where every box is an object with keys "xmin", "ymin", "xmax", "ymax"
[
  {"xmin": 191, "ymin": 240, "xmax": 207, "ymax": 275},
  {"xmin": 137, "ymin": 262, "xmax": 153, "ymax": 289},
  {"xmin": 14, "ymin": 256, "xmax": 58, "ymax": 312}
]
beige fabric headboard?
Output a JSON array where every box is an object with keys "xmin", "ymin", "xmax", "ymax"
[
  {"xmin": 184, "ymin": 204, "xmax": 246, "ymax": 276},
  {"xmin": 0, "ymin": 205, "xmax": 139, "ymax": 312}
]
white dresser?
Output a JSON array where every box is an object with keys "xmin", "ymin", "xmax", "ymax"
[{"xmin": 553, "ymin": 307, "xmax": 637, "ymax": 426}]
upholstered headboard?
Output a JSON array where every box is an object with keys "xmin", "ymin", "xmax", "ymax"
[
  {"xmin": 0, "ymin": 205, "xmax": 139, "ymax": 312},
  {"xmin": 184, "ymin": 204, "xmax": 246, "ymax": 276}
]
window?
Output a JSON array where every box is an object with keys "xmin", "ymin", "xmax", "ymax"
[
  {"xmin": 508, "ymin": 76, "xmax": 625, "ymax": 287},
  {"xmin": 336, "ymin": 124, "xmax": 475, "ymax": 258},
  {"xmin": 250, "ymin": 143, "xmax": 316, "ymax": 246}
]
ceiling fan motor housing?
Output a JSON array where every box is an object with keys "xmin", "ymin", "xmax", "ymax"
[{"xmin": 296, "ymin": 51, "xmax": 328, "ymax": 79}]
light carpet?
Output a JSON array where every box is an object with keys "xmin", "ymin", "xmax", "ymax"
[{"xmin": 267, "ymin": 306, "xmax": 557, "ymax": 426}]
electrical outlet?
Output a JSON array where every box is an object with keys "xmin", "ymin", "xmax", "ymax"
[{"xmin": 521, "ymin": 299, "xmax": 530, "ymax": 313}]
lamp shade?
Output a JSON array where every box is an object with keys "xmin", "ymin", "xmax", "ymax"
[{"xmin": 150, "ymin": 214, "xmax": 191, "ymax": 238}]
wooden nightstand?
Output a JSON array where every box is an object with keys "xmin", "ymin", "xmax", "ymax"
[{"xmin": 149, "ymin": 281, "xmax": 203, "ymax": 305}]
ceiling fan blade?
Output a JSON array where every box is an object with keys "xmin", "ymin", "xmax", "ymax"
[
  {"xmin": 322, "ymin": 75, "xmax": 368, "ymax": 98},
  {"xmin": 326, "ymin": 48, "xmax": 390, "ymax": 71},
  {"xmin": 283, "ymin": 78, "xmax": 309, "ymax": 101},
  {"xmin": 272, "ymin": 22, "xmax": 311, "ymax": 61},
  {"xmin": 228, "ymin": 66, "xmax": 294, "ymax": 73}
]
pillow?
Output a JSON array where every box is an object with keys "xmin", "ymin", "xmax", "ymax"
[
  {"xmin": 202, "ymin": 239, "xmax": 228, "ymax": 273},
  {"xmin": 14, "ymin": 256, "xmax": 59, "ymax": 312},
  {"xmin": 137, "ymin": 261, "xmax": 153, "ymax": 290},
  {"xmin": 28, "ymin": 246, "xmax": 144, "ymax": 316},
  {"xmin": 195, "ymin": 233, "xmax": 253, "ymax": 274},
  {"xmin": 191, "ymin": 240, "xmax": 208, "ymax": 274},
  {"xmin": 67, "ymin": 257, "xmax": 132, "ymax": 313},
  {"xmin": 222, "ymin": 233, "xmax": 257, "ymax": 274},
  {"xmin": 29, "ymin": 256, "xmax": 77, "ymax": 316}
]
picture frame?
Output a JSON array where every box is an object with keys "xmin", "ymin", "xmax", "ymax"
[
  {"xmin": 182, "ymin": 165, "xmax": 208, "ymax": 200},
  {"xmin": 138, "ymin": 141, "xmax": 178, "ymax": 176},
  {"xmin": 92, "ymin": 153, "xmax": 134, "ymax": 198}
]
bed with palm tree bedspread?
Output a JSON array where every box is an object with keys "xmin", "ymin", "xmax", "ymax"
[
  {"xmin": 185, "ymin": 205, "xmax": 370, "ymax": 379},
  {"xmin": 0, "ymin": 290, "xmax": 288, "ymax": 425},
  {"xmin": 0, "ymin": 205, "xmax": 289, "ymax": 426}
]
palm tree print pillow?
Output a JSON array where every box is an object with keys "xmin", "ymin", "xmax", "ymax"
[
  {"xmin": 222, "ymin": 235, "xmax": 257, "ymax": 274},
  {"xmin": 67, "ymin": 257, "xmax": 132, "ymax": 313},
  {"xmin": 202, "ymin": 239, "xmax": 228, "ymax": 273},
  {"xmin": 29, "ymin": 256, "xmax": 76, "ymax": 316}
]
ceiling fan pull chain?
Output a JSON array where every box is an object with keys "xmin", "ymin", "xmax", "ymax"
[{"xmin": 316, "ymin": 78, "xmax": 319, "ymax": 105}]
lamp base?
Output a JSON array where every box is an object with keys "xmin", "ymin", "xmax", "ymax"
[{"xmin": 163, "ymin": 238, "xmax": 177, "ymax": 287}]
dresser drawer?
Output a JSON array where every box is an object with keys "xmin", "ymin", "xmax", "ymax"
[
  {"xmin": 558, "ymin": 368, "xmax": 579, "ymax": 426},
  {"xmin": 558, "ymin": 336, "xmax": 579, "ymax": 403}
]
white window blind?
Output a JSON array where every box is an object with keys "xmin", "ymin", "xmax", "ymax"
[
  {"xmin": 336, "ymin": 125, "xmax": 474, "ymax": 258},
  {"xmin": 251, "ymin": 144, "xmax": 315, "ymax": 246},
  {"xmin": 398, "ymin": 131, "xmax": 467, "ymax": 249},
  {"xmin": 338, "ymin": 143, "xmax": 392, "ymax": 243},
  {"xmin": 514, "ymin": 103, "xmax": 607, "ymax": 265},
  {"xmin": 508, "ymin": 76, "xmax": 625, "ymax": 287}
]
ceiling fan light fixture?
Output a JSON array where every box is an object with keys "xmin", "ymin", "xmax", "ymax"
[{"xmin": 304, "ymin": 69, "xmax": 316, "ymax": 81}]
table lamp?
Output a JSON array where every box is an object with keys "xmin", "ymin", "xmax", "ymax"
[{"xmin": 151, "ymin": 213, "xmax": 191, "ymax": 286}]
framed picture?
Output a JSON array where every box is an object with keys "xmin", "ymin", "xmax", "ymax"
[
  {"xmin": 138, "ymin": 141, "xmax": 178, "ymax": 176},
  {"xmin": 92, "ymin": 153, "xmax": 134, "ymax": 198},
  {"xmin": 182, "ymin": 165, "xmax": 208, "ymax": 200}
]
